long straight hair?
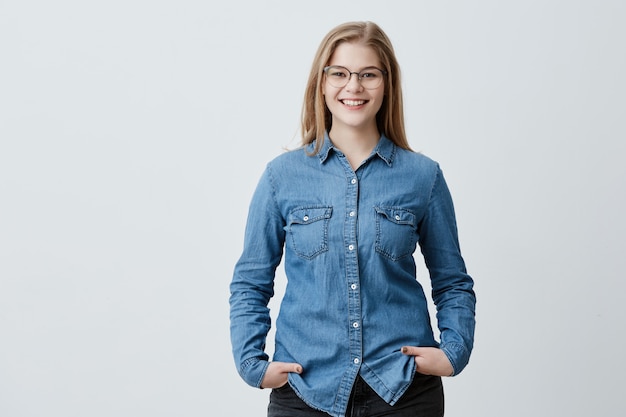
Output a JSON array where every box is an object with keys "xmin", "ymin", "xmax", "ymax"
[{"xmin": 301, "ymin": 21, "xmax": 411, "ymax": 154}]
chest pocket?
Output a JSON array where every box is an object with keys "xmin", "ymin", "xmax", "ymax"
[
  {"xmin": 286, "ymin": 206, "xmax": 333, "ymax": 260},
  {"xmin": 374, "ymin": 206, "xmax": 417, "ymax": 261}
]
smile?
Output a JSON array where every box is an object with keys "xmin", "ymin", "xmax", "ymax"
[{"xmin": 341, "ymin": 99, "xmax": 367, "ymax": 107}]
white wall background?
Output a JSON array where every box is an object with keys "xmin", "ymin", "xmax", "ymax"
[{"xmin": 1, "ymin": 1, "xmax": 625, "ymax": 416}]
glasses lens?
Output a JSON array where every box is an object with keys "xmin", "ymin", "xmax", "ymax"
[
  {"xmin": 325, "ymin": 66, "xmax": 350, "ymax": 88},
  {"xmin": 324, "ymin": 66, "xmax": 384, "ymax": 89},
  {"xmin": 359, "ymin": 68, "xmax": 384, "ymax": 89}
]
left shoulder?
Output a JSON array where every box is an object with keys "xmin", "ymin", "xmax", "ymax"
[{"xmin": 394, "ymin": 147, "xmax": 440, "ymax": 174}]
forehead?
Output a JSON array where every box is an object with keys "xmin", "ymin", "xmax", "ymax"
[{"xmin": 328, "ymin": 42, "xmax": 381, "ymax": 69}]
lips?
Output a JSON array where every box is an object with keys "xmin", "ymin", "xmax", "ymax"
[{"xmin": 341, "ymin": 99, "xmax": 367, "ymax": 107}]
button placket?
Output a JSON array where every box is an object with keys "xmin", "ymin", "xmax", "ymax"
[
  {"xmin": 334, "ymin": 162, "xmax": 363, "ymax": 375},
  {"xmin": 345, "ymin": 172, "xmax": 362, "ymax": 369}
]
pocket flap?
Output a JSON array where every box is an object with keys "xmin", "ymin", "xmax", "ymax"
[
  {"xmin": 288, "ymin": 206, "xmax": 333, "ymax": 225},
  {"xmin": 374, "ymin": 206, "xmax": 416, "ymax": 227}
]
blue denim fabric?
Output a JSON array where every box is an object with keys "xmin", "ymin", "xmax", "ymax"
[
  {"xmin": 230, "ymin": 133, "xmax": 475, "ymax": 417},
  {"xmin": 268, "ymin": 373, "xmax": 443, "ymax": 417}
]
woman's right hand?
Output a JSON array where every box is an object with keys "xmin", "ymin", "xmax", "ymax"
[{"xmin": 260, "ymin": 361, "xmax": 303, "ymax": 389}]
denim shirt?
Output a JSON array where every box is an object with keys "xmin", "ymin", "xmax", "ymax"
[{"xmin": 230, "ymin": 134, "xmax": 476, "ymax": 417}]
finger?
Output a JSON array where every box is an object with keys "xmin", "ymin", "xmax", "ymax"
[
  {"xmin": 401, "ymin": 346, "xmax": 425, "ymax": 356},
  {"xmin": 276, "ymin": 362, "xmax": 303, "ymax": 374}
]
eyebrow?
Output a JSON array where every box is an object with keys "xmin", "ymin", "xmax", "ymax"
[{"xmin": 327, "ymin": 65, "xmax": 384, "ymax": 71}]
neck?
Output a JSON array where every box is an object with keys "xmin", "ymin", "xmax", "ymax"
[{"xmin": 328, "ymin": 125, "xmax": 380, "ymax": 170}]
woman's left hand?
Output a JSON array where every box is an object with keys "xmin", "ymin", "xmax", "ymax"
[{"xmin": 401, "ymin": 346, "xmax": 454, "ymax": 377}]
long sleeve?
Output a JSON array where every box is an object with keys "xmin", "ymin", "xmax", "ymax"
[
  {"xmin": 229, "ymin": 166, "xmax": 285, "ymax": 387},
  {"xmin": 418, "ymin": 166, "xmax": 476, "ymax": 375}
]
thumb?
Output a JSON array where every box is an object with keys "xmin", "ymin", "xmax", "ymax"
[
  {"xmin": 278, "ymin": 362, "xmax": 303, "ymax": 374},
  {"xmin": 401, "ymin": 346, "xmax": 424, "ymax": 356}
]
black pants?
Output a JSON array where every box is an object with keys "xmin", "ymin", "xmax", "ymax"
[{"xmin": 268, "ymin": 373, "xmax": 444, "ymax": 417}]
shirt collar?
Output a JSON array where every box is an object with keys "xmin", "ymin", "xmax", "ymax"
[{"xmin": 315, "ymin": 131, "xmax": 396, "ymax": 167}]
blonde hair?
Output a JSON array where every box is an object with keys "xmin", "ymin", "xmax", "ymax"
[{"xmin": 301, "ymin": 21, "xmax": 411, "ymax": 154}]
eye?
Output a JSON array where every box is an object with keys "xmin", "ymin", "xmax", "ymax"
[
  {"xmin": 326, "ymin": 66, "xmax": 348, "ymax": 78},
  {"xmin": 360, "ymin": 69, "xmax": 381, "ymax": 79}
]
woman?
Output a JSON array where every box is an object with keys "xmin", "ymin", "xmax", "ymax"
[{"xmin": 230, "ymin": 21, "xmax": 476, "ymax": 417}]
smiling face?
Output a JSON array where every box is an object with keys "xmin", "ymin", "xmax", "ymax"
[{"xmin": 322, "ymin": 42, "xmax": 385, "ymax": 138}]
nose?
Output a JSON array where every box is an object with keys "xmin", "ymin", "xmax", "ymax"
[{"xmin": 345, "ymin": 72, "xmax": 363, "ymax": 92}]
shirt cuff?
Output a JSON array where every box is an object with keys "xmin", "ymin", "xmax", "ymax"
[
  {"xmin": 440, "ymin": 342, "xmax": 471, "ymax": 376},
  {"xmin": 240, "ymin": 357, "xmax": 270, "ymax": 388}
]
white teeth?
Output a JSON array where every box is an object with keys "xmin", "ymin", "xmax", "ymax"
[{"xmin": 342, "ymin": 100, "xmax": 365, "ymax": 106}]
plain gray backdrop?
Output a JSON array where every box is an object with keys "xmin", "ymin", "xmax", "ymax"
[{"xmin": 1, "ymin": 1, "xmax": 625, "ymax": 416}]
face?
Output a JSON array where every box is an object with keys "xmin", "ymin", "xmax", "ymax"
[{"xmin": 322, "ymin": 42, "xmax": 385, "ymax": 135}]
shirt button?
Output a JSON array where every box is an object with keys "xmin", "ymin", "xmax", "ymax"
[
  {"xmin": 303, "ymin": 215, "xmax": 309, "ymax": 222},
  {"xmin": 349, "ymin": 211, "xmax": 355, "ymax": 217},
  {"xmin": 351, "ymin": 283, "xmax": 357, "ymax": 290},
  {"xmin": 395, "ymin": 215, "xmax": 401, "ymax": 221},
  {"xmin": 348, "ymin": 244, "xmax": 354, "ymax": 251},
  {"xmin": 352, "ymin": 322, "xmax": 359, "ymax": 328},
  {"xmin": 351, "ymin": 178, "xmax": 357, "ymax": 184},
  {"xmin": 353, "ymin": 358, "xmax": 360, "ymax": 364}
]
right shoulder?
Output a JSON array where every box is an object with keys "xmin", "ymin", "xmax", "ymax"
[{"xmin": 266, "ymin": 146, "xmax": 317, "ymax": 172}]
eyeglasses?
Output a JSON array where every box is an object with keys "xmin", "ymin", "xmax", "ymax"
[{"xmin": 323, "ymin": 65, "xmax": 387, "ymax": 90}]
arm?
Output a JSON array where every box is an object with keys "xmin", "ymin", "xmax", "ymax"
[
  {"xmin": 408, "ymin": 165, "xmax": 476, "ymax": 376},
  {"xmin": 229, "ymin": 167, "xmax": 286, "ymax": 387}
]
